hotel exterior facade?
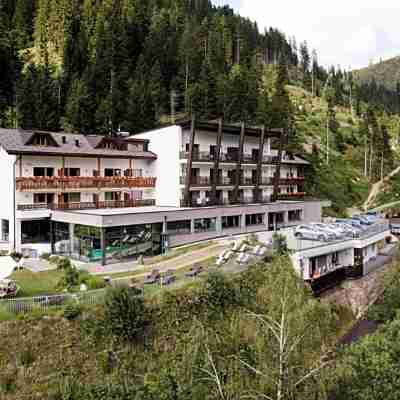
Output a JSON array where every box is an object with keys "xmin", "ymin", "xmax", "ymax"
[{"xmin": 0, "ymin": 120, "xmax": 328, "ymax": 265}]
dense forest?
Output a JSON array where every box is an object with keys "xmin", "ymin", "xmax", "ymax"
[{"xmin": 0, "ymin": 0, "xmax": 396, "ymax": 135}]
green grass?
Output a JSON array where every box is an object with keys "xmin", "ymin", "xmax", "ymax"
[{"xmin": 10, "ymin": 269, "xmax": 64, "ymax": 297}]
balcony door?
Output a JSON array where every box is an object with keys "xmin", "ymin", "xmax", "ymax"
[{"xmin": 252, "ymin": 148, "xmax": 259, "ymax": 163}]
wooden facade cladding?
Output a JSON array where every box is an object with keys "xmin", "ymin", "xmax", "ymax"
[
  {"xmin": 211, "ymin": 118, "xmax": 223, "ymax": 203},
  {"xmin": 233, "ymin": 122, "xmax": 246, "ymax": 203},
  {"xmin": 255, "ymin": 126, "xmax": 266, "ymax": 202},
  {"xmin": 16, "ymin": 176, "xmax": 157, "ymax": 191},
  {"xmin": 272, "ymin": 129, "xmax": 285, "ymax": 201},
  {"xmin": 184, "ymin": 116, "xmax": 196, "ymax": 206}
]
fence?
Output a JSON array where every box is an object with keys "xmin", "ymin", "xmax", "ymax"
[{"xmin": 0, "ymin": 288, "xmax": 107, "ymax": 314}]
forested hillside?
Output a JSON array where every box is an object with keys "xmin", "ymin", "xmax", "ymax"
[{"xmin": 1, "ymin": 0, "xmax": 400, "ymax": 214}]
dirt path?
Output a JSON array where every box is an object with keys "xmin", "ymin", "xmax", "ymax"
[
  {"xmin": 363, "ymin": 166, "xmax": 400, "ymax": 211},
  {"xmin": 111, "ymin": 244, "xmax": 227, "ymax": 282}
]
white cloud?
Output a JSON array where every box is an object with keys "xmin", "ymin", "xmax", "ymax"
[{"xmin": 237, "ymin": 0, "xmax": 400, "ymax": 69}]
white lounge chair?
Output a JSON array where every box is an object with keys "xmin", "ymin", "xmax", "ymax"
[
  {"xmin": 239, "ymin": 244, "xmax": 248, "ymax": 253},
  {"xmin": 224, "ymin": 251, "xmax": 234, "ymax": 261},
  {"xmin": 232, "ymin": 242, "xmax": 241, "ymax": 252}
]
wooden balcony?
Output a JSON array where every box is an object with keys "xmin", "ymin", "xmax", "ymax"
[
  {"xmin": 17, "ymin": 199, "xmax": 156, "ymax": 212},
  {"xmin": 16, "ymin": 176, "xmax": 157, "ymax": 191},
  {"xmin": 279, "ymin": 177, "xmax": 305, "ymax": 185},
  {"xmin": 277, "ymin": 192, "xmax": 306, "ymax": 200}
]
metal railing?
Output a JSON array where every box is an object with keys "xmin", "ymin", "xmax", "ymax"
[
  {"xmin": 16, "ymin": 176, "xmax": 156, "ymax": 191},
  {"xmin": 0, "ymin": 289, "xmax": 107, "ymax": 314},
  {"xmin": 17, "ymin": 199, "xmax": 156, "ymax": 211}
]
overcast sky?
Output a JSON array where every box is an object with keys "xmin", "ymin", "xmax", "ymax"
[{"xmin": 214, "ymin": 0, "xmax": 400, "ymax": 69}]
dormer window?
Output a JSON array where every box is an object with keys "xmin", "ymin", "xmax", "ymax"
[
  {"xmin": 96, "ymin": 138, "xmax": 127, "ymax": 151},
  {"xmin": 26, "ymin": 132, "xmax": 59, "ymax": 147}
]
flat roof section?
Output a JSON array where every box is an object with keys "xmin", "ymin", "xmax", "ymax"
[{"xmin": 69, "ymin": 206, "xmax": 187, "ymax": 216}]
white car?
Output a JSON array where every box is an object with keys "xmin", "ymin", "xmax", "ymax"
[
  {"xmin": 294, "ymin": 225, "xmax": 330, "ymax": 242},
  {"xmin": 334, "ymin": 222, "xmax": 361, "ymax": 237},
  {"xmin": 308, "ymin": 223, "xmax": 341, "ymax": 240}
]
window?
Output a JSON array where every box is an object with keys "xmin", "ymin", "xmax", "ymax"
[
  {"xmin": 34, "ymin": 193, "xmax": 54, "ymax": 204},
  {"xmin": 194, "ymin": 218, "xmax": 216, "ymax": 233},
  {"xmin": 33, "ymin": 167, "xmax": 54, "ymax": 177},
  {"xmin": 222, "ymin": 215, "xmax": 241, "ymax": 229},
  {"xmin": 63, "ymin": 168, "xmax": 80, "ymax": 177},
  {"xmin": 288, "ymin": 210, "xmax": 302, "ymax": 222},
  {"xmin": 68, "ymin": 193, "xmax": 81, "ymax": 203},
  {"xmin": 167, "ymin": 220, "xmax": 191, "ymax": 235},
  {"xmin": 104, "ymin": 168, "xmax": 122, "ymax": 177},
  {"xmin": 105, "ymin": 192, "xmax": 121, "ymax": 201},
  {"xmin": 246, "ymin": 213, "xmax": 264, "ymax": 226}
]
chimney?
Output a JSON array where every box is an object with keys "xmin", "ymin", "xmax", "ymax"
[{"xmin": 75, "ymin": 139, "xmax": 80, "ymax": 147}]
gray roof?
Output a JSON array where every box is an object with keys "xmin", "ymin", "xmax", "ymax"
[{"xmin": 0, "ymin": 129, "xmax": 157, "ymax": 159}]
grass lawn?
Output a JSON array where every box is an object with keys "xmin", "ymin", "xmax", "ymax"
[{"xmin": 10, "ymin": 269, "xmax": 64, "ymax": 297}]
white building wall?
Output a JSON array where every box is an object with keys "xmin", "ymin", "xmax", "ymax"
[
  {"xmin": 0, "ymin": 147, "xmax": 16, "ymax": 250},
  {"xmin": 134, "ymin": 126, "xmax": 181, "ymax": 207}
]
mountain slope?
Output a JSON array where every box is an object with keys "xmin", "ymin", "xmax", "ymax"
[{"xmin": 354, "ymin": 56, "xmax": 400, "ymax": 91}]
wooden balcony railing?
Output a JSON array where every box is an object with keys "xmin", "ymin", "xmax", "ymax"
[
  {"xmin": 277, "ymin": 192, "xmax": 306, "ymax": 200},
  {"xmin": 17, "ymin": 199, "xmax": 156, "ymax": 211},
  {"xmin": 16, "ymin": 176, "xmax": 157, "ymax": 191}
]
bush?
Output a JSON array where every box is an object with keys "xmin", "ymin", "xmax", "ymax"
[
  {"xmin": 86, "ymin": 277, "xmax": 106, "ymax": 290},
  {"xmin": 272, "ymin": 232, "xmax": 290, "ymax": 255},
  {"xmin": 17, "ymin": 345, "xmax": 35, "ymax": 367},
  {"xmin": 57, "ymin": 266, "xmax": 80, "ymax": 290},
  {"xmin": 63, "ymin": 304, "xmax": 82, "ymax": 320},
  {"xmin": 40, "ymin": 252, "xmax": 51, "ymax": 261},
  {"xmin": 201, "ymin": 271, "xmax": 237, "ymax": 315},
  {"xmin": 56, "ymin": 257, "xmax": 72, "ymax": 270},
  {"xmin": 48, "ymin": 255, "xmax": 60, "ymax": 265},
  {"xmin": 104, "ymin": 287, "xmax": 147, "ymax": 341}
]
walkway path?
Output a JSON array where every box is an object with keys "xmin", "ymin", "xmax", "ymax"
[
  {"xmin": 363, "ymin": 165, "xmax": 400, "ymax": 211},
  {"xmin": 86, "ymin": 243, "xmax": 227, "ymax": 277}
]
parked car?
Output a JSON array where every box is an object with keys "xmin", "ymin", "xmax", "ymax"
[
  {"xmin": 337, "ymin": 218, "xmax": 368, "ymax": 231},
  {"xmin": 334, "ymin": 222, "xmax": 361, "ymax": 237},
  {"xmin": 308, "ymin": 223, "xmax": 340, "ymax": 240},
  {"xmin": 294, "ymin": 225, "xmax": 330, "ymax": 242},
  {"xmin": 325, "ymin": 223, "xmax": 352, "ymax": 238},
  {"xmin": 353, "ymin": 215, "xmax": 373, "ymax": 225},
  {"xmin": 0, "ymin": 279, "xmax": 18, "ymax": 298}
]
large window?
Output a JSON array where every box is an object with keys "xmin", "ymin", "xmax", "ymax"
[
  {"xmin": 54, "ymin": 222, "xmax": 70, "ymax": 255},
  {"xmin": 194, "ymin": 218, "xmax": 216, "ymax": 233},
  {"xmin": 34, "ymin": 193, "xmax": 54, "ymax": 204},
  {"xmin": 222, "ymin": 215, "xmax": 241, "ymax": 229},
  {"xmin": 105, "ymin": 192, "xmax": 121, "ymax": 201},
  {"xmin": 21, "ymin": 220, "xmax": 50, "ymax": 244},
  {"xmin": 289, "ymin": 210, "xmax": 302, "ymax": 222},
  {"xmin": 104, "ymin": 168, "xmax": 122, "ymax": 177},
  {"xmin": 167, "ymin": 220, "xmax": 191, "ymax": 235},
  {"xmin": 246, "ymin": 213, "xmax": 264, "ymax": 226},
  {"xmin": 63, "ymin": 168, "xmax": 80, "ymax": 177}
]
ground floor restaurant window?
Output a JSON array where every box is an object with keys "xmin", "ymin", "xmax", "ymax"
[
  {"xmin": 21, "ymin": 219, "xmax": 50, "ymax": 244},
  {"xmin": 54, "ymin": 222, "xmax": 70, "ymax": 255},
  {"xmin": 222, "ymin": 215, "xmax": 241, "ymax": 229},
  {"xmin": 167, "ymin": 220, "xmax": 191, "ymax": 235},
  {"xmin": 246, "ymin": 213, "xmax": 264, "ymax": 226},
  {"xmin": 194, "ymin": 218, "xmax": 216, "ymax": 233}
]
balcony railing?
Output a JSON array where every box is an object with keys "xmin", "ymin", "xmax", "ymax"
[
  {"xmin": 180, "ymin": 151, "xmax": 280, "ymax": 165},
  {"xmin": 16, "ymin": 176, "xmax": 157, "ymax": 191},
  {"xmin": 17, "ymin": 199, "xmax": 156, "ymax": 211},
  {"xmin": 279, "ymin": 177, "xmax": 305, "ymax": 185},
  {"xmin": 277, "ymin": 192, "xmax": 307, "ymax": 200},
  {"xmin": 180, "ymin": 176, "xmax": 235, "ymax": 186}
]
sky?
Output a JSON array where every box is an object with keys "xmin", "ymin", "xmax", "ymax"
[{"xmin": 213, "ymin": 0, "xmax": 400, "ymax": 70}]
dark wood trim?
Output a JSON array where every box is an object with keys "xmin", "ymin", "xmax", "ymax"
[
  {"xmin": 100, "ymin": 227, "xmax": 106, "ymax": 266},
  {"xmin": 255, "ymin": 126, "xmax": 266, "ymax": 202},
  {"xmin": 272, "ymin": 129, "xmax": 285, "ymax": 202},
  {"xmin": 211, "ymin": 118, "xmax": 223, "ymax": 204},
  {"xmin": 19, "ymin": 155, "xmax": 22, "ymax": 177},
  {"xmin": 184, "ymin": 116, "xmax": 196, "ymax": 206},
  {"xmin": 233, "ymin": 122, "xmax": 246, "ymax": 202},
  {"xmin": 7, "ymin": 150, "xmax": 157, "ymax": 160}
]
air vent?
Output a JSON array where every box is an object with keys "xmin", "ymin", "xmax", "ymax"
[{"xmin": 75, "ymin": 139, "xmax": 80, "ymax": 147}]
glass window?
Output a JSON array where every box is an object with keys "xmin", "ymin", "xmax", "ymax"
[
  {"xmin": 21, "ymin": 220, "xmax": 50, "ymax": 244},
  {"xmin": 246, "ymin": 213, "xmax": 264, "ymax": 226},
  {"xmin": 194, "ymin": 218, "xmax": 216, "ymax": 233},
  {"xmin": 289, "ymin": 210, "xmax": 302, "ymax": 222},
  {"xmin": 68, "ymin": 193, "xmax": 81, "ymax": 203},
  {"xmin": 167, "ymin": 220, "xmax": 191, "ymax": 235},
  {"xmin": 222, "ymin": 215, "xmax": 241, "ymax": 229},
  {"xmin": 105, "ymin": 192, "xmax": 121, "ymax": 201}
]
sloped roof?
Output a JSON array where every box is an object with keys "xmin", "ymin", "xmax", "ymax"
[{"xmin": 0, "ymin": 129, "xmax": 157, "ymax": 159}]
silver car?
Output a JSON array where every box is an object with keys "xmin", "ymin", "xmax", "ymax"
[{"xmin": 294, "ymin": 225, "xmax": 330, "ymax": 242}]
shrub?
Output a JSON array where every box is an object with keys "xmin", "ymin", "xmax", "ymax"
[
  {"xmin": 63, "ymin": 304, "xmax": 82, "ymax": 320},
  {"xmin": 86, "ymin": 277, "xmax": 106, "ymax": 290},
  {"xmin": 272, "ymin": 232, "xmax": 290, "ymax": 255},
  {"xmin": 104, "ymin": 287, "xmax": 147, "ymax": 341},
  {"xmin": 57, "ymin": 266, "xmax": 80, "ymax": 290},
  {"xmin": 17, "ymin": 345, "xmax": 35, "ymax": 367},
  {"xmin": 201, "ymin": 271, "xmax": 237, "ymax": 315},
  {"xmin": 56, "ymin": 257, "xmax": 72, "ymax": 270},
  {"xmin": 40, "ymin": 252, "xmax": 51, "ymax": 261},
  {"xmin": 48, "ymin": 255, "xmax": 60, "ymax": 265}
]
